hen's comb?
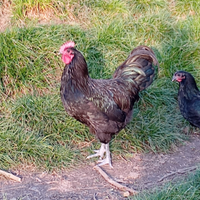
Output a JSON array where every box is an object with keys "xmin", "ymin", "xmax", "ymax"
[{"xmin": 59, "ymin": 41, "xmax": 75, "ymax": 54}]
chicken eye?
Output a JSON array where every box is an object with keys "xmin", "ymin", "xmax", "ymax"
[{"xmin": 66, "ymin": 49, "xmax": 74, "ymax": 55}]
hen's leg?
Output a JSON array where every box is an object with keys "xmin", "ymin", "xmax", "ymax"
[
  {"xmin": 97, "ymin": 143, "xmax": 113, "ymax": 168},
  {"xmin": 87, "ymin": 143, "xmax": 106, "ymax": 160}
]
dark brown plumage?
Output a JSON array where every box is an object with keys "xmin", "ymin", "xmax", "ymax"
[
  {"xmin": 172, "ymin": 71, "xmax": 200, "ymax": 128},
  {"xmin": 60, "ymin": 41, "xmax": 159, "ymax": 167}
]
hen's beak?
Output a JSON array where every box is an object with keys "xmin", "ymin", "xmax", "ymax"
[{"xmin": 172, "ymin": 75, "xmax": 176, "ymax": 82}]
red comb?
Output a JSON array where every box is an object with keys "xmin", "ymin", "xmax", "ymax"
[{"xmin": 59, "ymin": 41, "xmax": 75, "ymax": 54}]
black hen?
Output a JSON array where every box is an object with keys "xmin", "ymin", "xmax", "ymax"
[
  {"xmin": 60, "ymin": 41, "xmax": 159, "ymax": 167},
  {"xmin": 172, "ymin": 71, "xmax": 200, "ymax": 128}
]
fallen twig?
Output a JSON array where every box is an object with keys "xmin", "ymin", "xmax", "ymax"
[
  {"xmin": 0, "ymin": 169, "xmax": 21, "ymax": 182},
  {"xmin": 93, "ymin": 193, "xmax": 97, "ymax": 200},
  {"xmin": 158, "ymin": 166, "xmax": 197, "ymax": 182},
  {"xmin": 93, "ymin": 165, "xmax": 138, "ymax": 195}
]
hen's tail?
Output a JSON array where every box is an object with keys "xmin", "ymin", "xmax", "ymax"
[{"xmin": 113, "ymin": 46, "xmax": 159, "ymax": 92}]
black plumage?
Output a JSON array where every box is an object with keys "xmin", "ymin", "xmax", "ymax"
[
  {"xmin": 60, "ymin": 41, "xmax": 159, "ymax": 167},
  {"xmin": 172, "ymin": 71, "xmax": 200, "ymax": 128}
]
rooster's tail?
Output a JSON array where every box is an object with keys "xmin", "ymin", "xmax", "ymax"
[{"xmin": 113, "ymin": 46, "xmax": 159, "ymax": 92}]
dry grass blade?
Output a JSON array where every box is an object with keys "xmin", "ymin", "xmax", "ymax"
[
  {"xmin": 0, "ymin": 169, "xmax": 21, "ymax": 182},
  {"xmin": 158, "ymin": 166, "xmax": 197, "ymax": 182}
]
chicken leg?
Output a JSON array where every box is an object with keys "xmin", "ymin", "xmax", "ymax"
[
  {"xmin": 87, "ymin": 143, "xmax": 106, "ymax": 159},
  {"xmin": 87, "ymin": 143, "xmax": 113, "ymax": 168}
]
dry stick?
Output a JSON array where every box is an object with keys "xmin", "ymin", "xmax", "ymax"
[
  {"xmin": 0, "ymin": 169, "xmax": 21, "ymax": 182},
  {"xmin": 158, "ymin": 166, "xmax": 197, "ymax": 182},
  {"xmin": 94, "ymin": 165, "xmax": 138, "ymax": 195}
]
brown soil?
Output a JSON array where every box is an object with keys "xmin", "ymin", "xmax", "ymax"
[
  {"xmin": 0, "ymin": 0, "xmax": 12, "ymax": 32},
  {"xmin": 0, "ymin": 135, "xmax": 200, "ymax": 199}
]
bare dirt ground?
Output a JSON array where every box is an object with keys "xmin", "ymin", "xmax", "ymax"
[
  {"xmin": 0, "ymin": 135, "xmax": 200, "ymax": 200},
  {"xmin": 0, "ymin": 0, "xmax": 12, "ymax": 32}
]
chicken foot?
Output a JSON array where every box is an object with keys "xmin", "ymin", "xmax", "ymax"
[
  {"xmin": 87, "ymin": 143, "xmax": 113, "ymax": 168},
  {"xmin": 87, "ymin": 143, "xmax": 106, "ymax": 159},
  {"xmin": 97, "ymin": 143, "xmax": 113, "ymax": 168}
]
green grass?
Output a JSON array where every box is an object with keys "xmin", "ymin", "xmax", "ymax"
[
  {"xmin": 0, "ymin": 0, "xmax": 200, "ymax": 171},
  {"xmin": 0, "ymin": 25, "xmax": 87, "ymax": 96},
  {"xmin": 133, "ymin": 168, "xmax": 200, "ymax": 200},
  {"xmin": 12, "ymin": 0, "xmax": 60, "ymax": 20},
  {"xmin": 0, "ymin": 94, "xmax": 91, "ymax": 170}
]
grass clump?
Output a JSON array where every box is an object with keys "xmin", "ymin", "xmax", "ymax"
[
  {"xmin": 12, "ymin": 0, "xmax": 61, "ymax": 20},
  {"xmin": 0, "ymin": 25, "xmax": 87, "ymax": 97},
  {"xmin": 133, "ymin": 168, "xmax": 200, "ymax": 200},
  {"xmin": 0, "ymin": 94, "xmax": 92, "ymax": 170}
]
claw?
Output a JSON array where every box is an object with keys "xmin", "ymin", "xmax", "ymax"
[
  {"xmin": 98, "ymin": 158, "xmax": 113, "ymax": 168},
  {"xmin": 87, "ymin": 143, "xmax": 106, "ymax": 159},
  {"xmin": 87, "ymin": 153, "xmax": 100, "ymax": 159}
]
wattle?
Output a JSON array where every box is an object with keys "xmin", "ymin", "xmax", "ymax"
[{"xmin": 62, "ymin": 54, "xmax": 73, "ymax": 64}]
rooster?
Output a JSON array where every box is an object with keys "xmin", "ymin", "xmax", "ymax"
[
  {"xmin": 60, "ymin": 41, "xmax": 159, "ymax": 168},
  {"xmin": 172, "ymin": 71, "xmax": 200, "ymax": 128}
]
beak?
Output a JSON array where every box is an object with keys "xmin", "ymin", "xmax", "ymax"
[
  {"xmin": 172, "ymin": 75, "xmax": 176, "ymax": 82},
  {"xmin": 58, "ymin": 51, "xmax": 63, "ymax": 56}
]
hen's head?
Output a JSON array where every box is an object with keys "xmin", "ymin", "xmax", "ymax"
[
  {"xmin": 60, "ymin": 41, "xmax": 75, "ymax": 64},
  {"xmin": 172, "ymin": 71, "xmax": 187, "ymax": 83}
]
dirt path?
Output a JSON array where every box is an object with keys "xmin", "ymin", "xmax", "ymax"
[{"xmin": 0, "ymin": 135, "xmax": 200, "ymax": 200}]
